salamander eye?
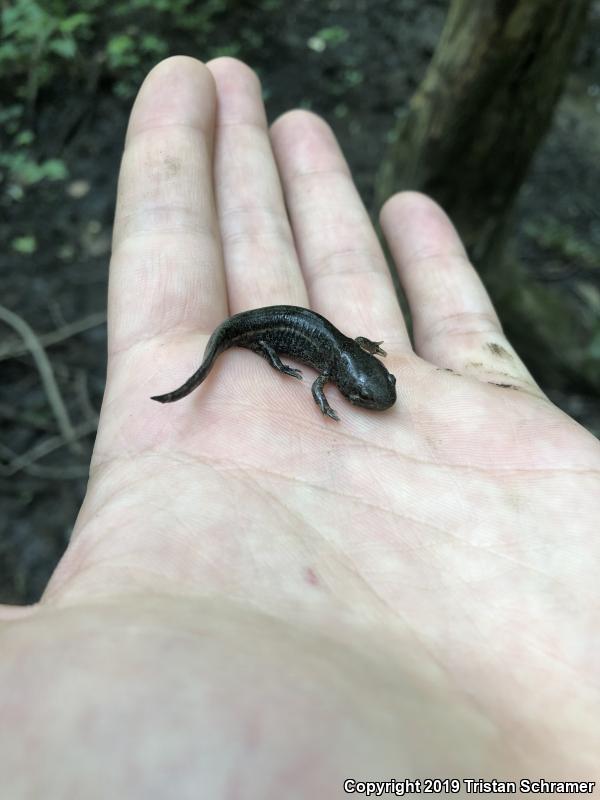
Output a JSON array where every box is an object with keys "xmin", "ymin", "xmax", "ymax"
[{"xmin": 388, "ymin": 374, "xmax": 396, "ymax": 385}]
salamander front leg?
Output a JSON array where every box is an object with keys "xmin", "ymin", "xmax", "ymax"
[
  {"xmin": 253, "ymin": 340, "xmax": 303, "ymax": 379},
  {"xmin": 311, "ymin": 374, "xmax": 340, "ymax": 421},
  {"xmin": 354, "ymin": 337, "xmax": 386, "ymax": 357}
]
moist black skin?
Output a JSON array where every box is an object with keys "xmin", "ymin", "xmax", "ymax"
[{"xmin": 151, "ymin": 305, "xmax": 397, "ymax": 421}]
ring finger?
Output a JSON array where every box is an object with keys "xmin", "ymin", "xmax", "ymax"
[{"xmin": 270, "ymin": 110, "xmax": 411, "ymax": 351}]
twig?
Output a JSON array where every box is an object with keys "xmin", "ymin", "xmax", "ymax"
[
  {"xmin": 0, "ymin": 310, "xmax": 106, "ymax": 362},
  {"xmin": 0, "ymin": 401, "xmax": 56, "ymax": 432},
  {"xmin": 75, "ymin": 368, "xmax": 100, "ymax": 426},
  {"xmin": 0, "ymin": 305, "xmax": 82, "ymax": 455},
  {"xmin": 0, "ymin": 419, "xmax": 97, "ymax": 478},
  {"xmin": 11, "ymin": 462, "xmax": 90, "ymax": 480},
  {"xmin": 48, "ymin": 299, "xmax": 68, "ymax": 330}
]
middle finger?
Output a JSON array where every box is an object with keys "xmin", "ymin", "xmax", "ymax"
[{"xmin": 207, "ymin": 58, "xmax": 308, "ymax": 311}]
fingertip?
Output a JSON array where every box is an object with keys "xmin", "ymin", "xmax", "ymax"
[
  {"xmin": 149, "ymin": 54, "xmax": 210, "ymax": 75},
  {"xmin": 380, "ymin": 190, "xmax": 438, "ymax": 224},
  {"xmin": 206, "ymin": 57, "xmax": 267, "ymax": 128},
  {"xmin": 379, "ymin": 191, "xmax": 508, "ymax": 367},
  {"xmin": 270, "ymin": 109, "xmax": 350, "ymax": 180},
  {"xmin": 271, "ymin": 108, "xmax": 331, "ymax": 135},
  {"xmin": 380, "ymin": 191, "xmax": 468, "ymax": 263},
  {"xmin": 126, "ymin": 56, "xmax": 217, "ymax": 145},
  {"xmin": 206, "ymin": 56, "xmax": 262, "ymax": 93},
  {"xmin": 111, "ymin": 55, "xmax": 228, "ymax": 353}
]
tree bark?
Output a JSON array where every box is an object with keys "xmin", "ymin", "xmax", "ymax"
[{"xmin": 377, "ymin": 0, "xmax": 590, "ymax": 269}]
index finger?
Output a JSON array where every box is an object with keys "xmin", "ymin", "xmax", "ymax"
[{"xmin": 109, "ymin": 57, "xmax": 227, "ymax": 358}]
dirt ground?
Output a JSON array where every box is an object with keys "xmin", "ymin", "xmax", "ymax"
[{"xmin": 1, "ymin": 0, "xmax": 599, "ymax": 604}]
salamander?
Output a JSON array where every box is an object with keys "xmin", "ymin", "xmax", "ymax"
[{"xmin": 151, "ymin": 305, "xmax": 397, "ymax": 421}]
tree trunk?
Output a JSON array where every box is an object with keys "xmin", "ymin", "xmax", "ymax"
[{"xmin": 376, "ymin": 0, "xmax": 590, "ymax": 270}]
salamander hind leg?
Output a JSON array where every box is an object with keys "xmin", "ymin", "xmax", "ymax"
[
  {"xmin": 311, "ymin": 374, "xmax": 340, "ymax": 421},
  {"xmin": 250, "ymin": 340, "xmax": 303, "ymax": 379}
]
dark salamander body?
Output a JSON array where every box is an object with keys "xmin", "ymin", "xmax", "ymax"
[{"xmin": 151, "ymin": 305, "xmax": 396, "ymax": 421}]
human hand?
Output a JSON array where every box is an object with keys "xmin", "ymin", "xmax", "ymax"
[{"xmin": 1, "ymin": 57, "xmax": 599, "ymax": 797}]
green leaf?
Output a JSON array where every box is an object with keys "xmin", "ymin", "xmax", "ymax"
[
  {"xmin": 59, "ymin": 13, "xmax": 92, "ymax": 34},
  {"xmin": 587, "ymin": 330, "xmax": 600, "ymax": 360},
  {"xmin": 4, "ymin": 154, "xmax": 68, "ymax": 184},
  {"xmin": 314, "ymin": 25, "xmax": 349, "ymax": 45},
  {"xmin": 12, "ymin": 235, "xmax": 37, "ymax": 254},
  {"xmin": 113, "ymin": 80, "xmax": 137, "ymax": 99},
  {"xmin": 0, "ymin": 42, "xmax": 20, "ymax": 64},
  {"xmin": 49, "ymin": 37, "xmax": 77, "ymax": 59},
  {"xmin": 140, "ymin": 34, "xmax": 167, "ymax": 55},
  {"xmin": 107, "ymin": 34, "xmax": 134, "ymax": 57},
  {"xmin": 15, "ymin": 130, "xmax": 34, "ymax": 146},
  {"xmin": 42, "ymin": 158, "xmax": 68, "ymax": 180},
  {"xmin": 0, "ymin": 105, "xmax": 23, "ymax": 124},
  {"xmin": 106, "ymin": 33, "xmax": 138, "ymax": 68},
  {"xmin": 343, "ymin": 68, "xmax": 363, "ymax": 86}
]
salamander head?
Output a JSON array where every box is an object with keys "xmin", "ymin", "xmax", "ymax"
[{"xmin": 337, "ymin": 350, "xmax": 397, "ymax": 411}]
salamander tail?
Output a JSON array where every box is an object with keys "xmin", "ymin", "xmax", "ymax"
[
  {"xmin": 151, "ymin": 329, "xmax": 225, "ymax": 404},
  {"xmin": 150, "ymin": 367, "xmax": 208, "ymax": 403}
]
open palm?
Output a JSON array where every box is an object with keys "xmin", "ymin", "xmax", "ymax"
[{"xmin": 2, "ymin": 57, "xmax": 599, "ymax": 797}]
